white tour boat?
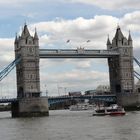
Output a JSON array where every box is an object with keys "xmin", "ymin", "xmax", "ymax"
[{"xmin": 93, "ymin": 104, "xmax": 126, "ymax": 116}]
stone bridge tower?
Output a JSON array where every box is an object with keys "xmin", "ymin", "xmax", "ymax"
[
  {"xmin": 12, "ymin": 24, "xmax": 49, "ymax": 117},
  {"xmin": 15, "ymin": 24, "xmax": 40, "ymax": 98},
  {"xmin": 107, "ymin": 26, "xmax": 135, "ymax": 106}
]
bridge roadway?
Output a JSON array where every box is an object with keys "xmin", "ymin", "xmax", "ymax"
[
  {"xmin": 0, "ymin": 95, "xmax": 116, "ymax": 105},
  {"xmin": 39, "ymin": 49, "xmax": 119, "ymax": 58}
]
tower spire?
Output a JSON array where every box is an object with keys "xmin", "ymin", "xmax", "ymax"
[
  {"xmin": 128, "ymin": 30, "xmax": 132, "ymax": 41},
  {"xmin": 21, "ymin": 23, "xmax": 30, "ymax": 38},
  {"xmin": 34, "ymin": 28, "xmax": 39, "ymax": 40},
  {"xmin": 107, "ymin": 34, "xmax": 112, "ymax": 50},
  {"xmin": 14, "ymin": 32, "xmax": 18, "ymax": 44},
  {"xmin": 128, "ymin": 30, "xmax": 132, "ymax": 45},
  {"xmin": 114, "ymin": 25, "xmax": 124, "ymax": 41},
  {"xmin": 107, "ymin": 34, "xmax": 111, "ymax": 45}
]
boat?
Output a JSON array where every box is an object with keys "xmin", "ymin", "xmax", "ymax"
[
  {"xmin": 93, "ymin": 104, "xmax": 126, "ymax": 116},
  {"xmin": 109, "ymin": 106, "xmax": 125, "ymax": 116},
  {"xmin": 69, "ymin": 103, "xmax": 94, "ymax": 111},
  {"xmin": 93, "ymin": 105, "xmax": 109, "ymax": 116}
]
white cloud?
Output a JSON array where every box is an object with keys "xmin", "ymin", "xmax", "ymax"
[
  {"xmin": 76, "ymin": 60, "xmax": 91, "ymax": 69},
  {"xmin": 62, "ymin": 0, "xmax": 140, "ymax": 10},
  {"xmin": 121, "ymin": 11, "xmax": 140, "ymax": 31},
  {"xmin": 0, "ymin": 38, "xmax": 17, "ymax": 98},
  {"xmin": 2, "ymin": 0, "xmax": 139, "ymax": 11},
  {"xmin": 0, "ymin": 0, "xmax": 41, "ymax": 6},
  {"xmin": 40, "ymin": 68, "xmax": 109, "ymax": 95},
  {"xmin": 40, "ymin": 59, "xmax": 92, "ymax": 69},
  {"xmin": 30, "ymin": 16, "xmax": 118, "ymax": 49},
  {"xmin": 0, "ymin": 38, "xmax": 14, "ymax": 62},
  {"xmin": 29, "ymin": 12, "xmax": 140, "ymax": 51}
]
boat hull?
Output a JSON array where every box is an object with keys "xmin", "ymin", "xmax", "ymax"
[
  {"xmin": 109, "ymin": 112, "xmax": 125, "ymax": 116},
  {"xmin": 93, "ymin": 113, "xmax": 109, "ymax": 116}
]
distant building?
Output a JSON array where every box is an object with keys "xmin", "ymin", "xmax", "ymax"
[
  {"xmin": 68, "ymin": 91, "xmax": 82, "ymax": 96},
  {"xmin": 96, "ymin": 85, "xmax": 110, "ymax": 95},
  {"xmin": 84, "ymin": 86, "xmax": 111, "ymax": 96},
  {"xmin": 85, "ymin": 90, "xmax": 96, "ymax": 95}
]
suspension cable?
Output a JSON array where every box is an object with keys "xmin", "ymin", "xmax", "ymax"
[
  {"xmin": 0, "ymin": 57, "xmax": 21, "ymax": 81},
  {"xmin": 134, "ymin": 57, "xmax": 140, "ymax": 67}
]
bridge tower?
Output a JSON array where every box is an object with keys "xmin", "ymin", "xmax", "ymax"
[
  {"xmin": 107, "ymin": 26, "xmax": 135, "ymax": 106},
  {"xmin": 12, "ymin": 24, "xmax": 49, "ymax": 117}
]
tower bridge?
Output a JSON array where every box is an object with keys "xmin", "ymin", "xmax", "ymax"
[{"xmin": 0, "ymin": 24, "xmax": 140, "ymax": 117}]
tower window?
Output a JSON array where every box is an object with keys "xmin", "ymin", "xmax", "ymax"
[
  {"xmin": 26, "ymin": 39, "xmax": 28, "ymax": 44},
  {"xmin": 29, "ymin": 48, "xmax": 34, "ymax": 53},
  {"xmin": 29, "ymin": 40, "xmax": 32, "ymax": 44},
  {"xmin": 116, "ymin": 84, "xmax": 121, "ymax": 93},
  {"xmin": 31, "ymin": 85, "xmax": 33, "ymax": 89}
]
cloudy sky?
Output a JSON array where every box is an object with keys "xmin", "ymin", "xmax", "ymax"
[{"xmin": 0, "ymin": 0, "xmax": 140, "ymax": 97}]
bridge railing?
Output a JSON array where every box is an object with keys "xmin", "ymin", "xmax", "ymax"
[
  {"xmin": 39, "ymin": 49, "xmax": 119, "ymax": 58},
  {"xmin": 0, "ymin": 95, "xmax": 116, "ymax": 104},
  {"xmin": 40, "ymin": 49, "xmax": 119, "ymax": 54}
]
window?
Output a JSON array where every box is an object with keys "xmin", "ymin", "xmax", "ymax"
[
  {"xmin": 31, "ymin": 85, "xmax": 33, "ymax": 89},
  {"xmin": 29, "ymin": 48, "xmax": 34, "ymax": 53},
  {"xmin": 116, "ymin": 84, "xmax": 121, "ymax": 93},
  {"xmin": 29, "ymin": 40, "xmax": 32, "ymax": 44}
]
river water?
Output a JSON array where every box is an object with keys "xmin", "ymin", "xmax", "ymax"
[{"xmin": 0, "ymin": 110, "xmax": 140, "ymax": 140}]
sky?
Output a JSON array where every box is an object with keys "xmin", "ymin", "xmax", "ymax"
[{"xmin": 0, "ymin": 0, "xmax": 140, "ymax": 97}]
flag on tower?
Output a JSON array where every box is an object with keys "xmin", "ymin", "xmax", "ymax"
[
  {"xmin": 66, "ymin": 39, "xmax": 70, "ymax": 43},
  {"xmin": 87, "ymin": 40, "xmax": 90, "ymax": 43}
]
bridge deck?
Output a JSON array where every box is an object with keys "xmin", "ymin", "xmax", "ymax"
[
  {"xmin": 0, "ymin": 95, "xmax": 116, "ymax": 104},
  {"xmin": 39, "ymin": 49, "xmax": 119, "ymax": 58}
]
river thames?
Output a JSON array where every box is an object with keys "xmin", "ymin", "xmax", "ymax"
[{"xmin": 0, "ymin": 110, "xmax": 140, "ymax": 140}]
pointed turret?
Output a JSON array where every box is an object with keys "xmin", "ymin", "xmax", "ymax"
[
  {"xmin": 128, "ymin": 30, "xmax": 132, "ymax": 41},
  {"xmin": 107, "ymin": 35, "xmax": 112, "ymax": 50},
  {"xmin": 107, "ymin": 35, "xmax": 111, "ymax": 45},
  {"xmin": 34, "ymin": 28, "xmax": 39, "ymax": 45},
  {"xmin": 14, "ymin": 33, "xmax": 18, "ymax": 44},
  {"xmin": 114, "ymin": 25, "xmax": 124, "ymax": 41},
  {"xmin": 21, "ymin": 23, "xmax": 30, "ymax": 38},
  {"xmin": 34, "ymin": 28, "xmax": 39, "ymax": 40},
  {"xmin": 112, "ymin": 25, "xmax": 125, "ymax": 47},
  {"xmin": 128, "ymin": 30, "xmax": 132, "ymax": 46}
]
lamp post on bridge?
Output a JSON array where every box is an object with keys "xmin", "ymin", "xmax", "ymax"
[
  {"xmin": 57, "ymin": 83, "xmax": 67, "ymax": 96},
  {"xmin": 57, "ymin": 83, "xmax": 60, "ymax": 96},
  {"xmin": 45, "ymin": 84, "xmax": 48, "ymax": 97},
  {"xmin": 64, "ymin": 87, "xmax": 67, "ymax": 96}
]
